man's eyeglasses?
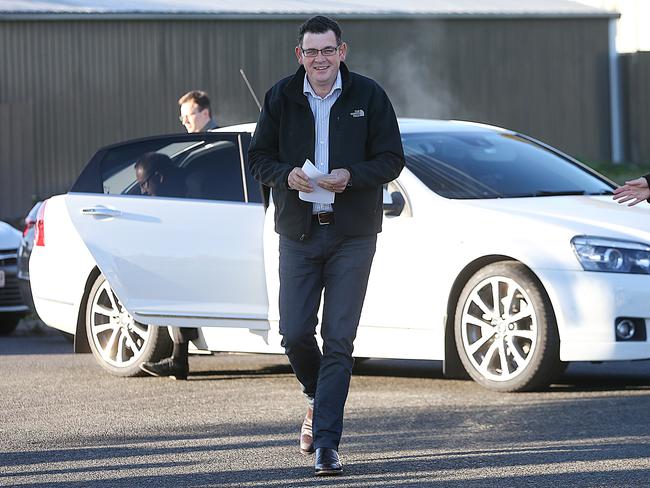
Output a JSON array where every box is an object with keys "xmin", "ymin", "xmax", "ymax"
[
  {"xmin": 138, "ymin": 172, "xmax": 157, "ymax": 191},
  {"xmin": 179, "ymin": 111, "xmax": 201, "ymax": 122},
  {"xmin": 300, "ymin": 45, "xmax": 340, "ymax": 58}
]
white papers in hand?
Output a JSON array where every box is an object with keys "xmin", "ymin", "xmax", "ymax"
[{"xmin": 298, "ymin": 159, "xmax": 335, "ymax": 204}]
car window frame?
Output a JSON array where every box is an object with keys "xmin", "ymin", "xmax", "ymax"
[{"xmin": 70, "ymin": 132, "xmax": 261, "ymax": 204}]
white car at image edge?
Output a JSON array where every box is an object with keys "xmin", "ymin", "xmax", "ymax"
[
  {"xmin": 0, "ymin": 221, "xmax": 29, "ymax": 334},
  {"xmin": 29, "ymin": 119, "xmax": 650, "ymax": 391}
]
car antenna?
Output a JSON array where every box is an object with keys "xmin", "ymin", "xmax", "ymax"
[{"xmin": 239, "ymin": 68, "xmax": 262, "ymax": 112}]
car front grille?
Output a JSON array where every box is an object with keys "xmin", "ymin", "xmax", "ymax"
[
  {"xmin": 0, "ymin": 250, "xmax": 18, "ymax": 267},
  {"xmin": 0, "ymin": 249, "xmax": 22, "ymax": 306},
  {"xmin": 0, "ymin": 273, "xmax": 23, "ymax": 306}
]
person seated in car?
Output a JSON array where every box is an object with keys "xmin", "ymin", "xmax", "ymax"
[
  {"xmin": 134, "ymin": 152, "xmax": 197, "ymax": 380},
  {"xmin": 135, "ymin": 152, "xmax": 186, "ymax": 198}
]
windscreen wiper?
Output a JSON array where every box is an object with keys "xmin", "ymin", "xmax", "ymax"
[
  {"xmin": 508, "ymin": 190, "xmax": 586, "ymax": 198},
  {"xmin": 535, "ymin": 190, "xmax": 587, "ymax": 196}
]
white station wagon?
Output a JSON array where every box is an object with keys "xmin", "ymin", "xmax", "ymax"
[{"xmin": 30, "ymin": 119, "xmax": 650, "ymax": 391}]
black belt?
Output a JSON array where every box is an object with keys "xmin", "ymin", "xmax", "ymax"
[{"xmin": 313, "ymin": 212, "xmax": 335, "ymax": 225}]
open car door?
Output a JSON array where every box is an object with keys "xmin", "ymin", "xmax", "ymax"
[{"xmin": 65, "ymin": 132, "xmax": 269, "ymax": 330}]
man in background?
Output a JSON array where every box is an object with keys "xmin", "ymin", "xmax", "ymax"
[
  {"xmin": 178, "ymin": 90, "xmax": 218, "ymax": 132},
  {"xmin": 139, "ymin": 90, "xmax": 218, "ymax": 380}
]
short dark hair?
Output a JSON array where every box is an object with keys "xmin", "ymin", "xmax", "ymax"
[
  {"xmin": 297, "ymin": 15, "xmax": 342, "ymax": 47},
  {"xmin": 178, "ymin": 90, "xmax": 211, "ymax": 116},
  {"xmin": 135, "ymin": 152, "xmax": 173, "ymax": 177}
]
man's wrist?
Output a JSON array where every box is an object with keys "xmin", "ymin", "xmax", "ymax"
[{"xmin": 342, "ymin": 167, "xmax": 352, "ymax": 187}]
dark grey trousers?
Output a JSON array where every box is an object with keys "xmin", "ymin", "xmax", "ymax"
[{"xmin": 279, "ymin": 222, "xmax": 377, "ymax": 450}]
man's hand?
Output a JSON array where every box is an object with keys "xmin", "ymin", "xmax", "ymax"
[
  {"xmin": 288, "ymin": 167, "xmax": 313, "ymax": 192},
  {"xmin": 318, "ymin": 168, "xmax": 350, "ymax": 193},
  {"xmin": 612, "ymin": 177, "xmax": 650, "ymax": 207}
]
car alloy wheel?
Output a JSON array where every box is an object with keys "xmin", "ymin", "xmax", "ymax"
[
  {"xmin": 85, "ymin": 273, "xmax": 171, "ymax": 377},
  {"xmin": 89, "ymin": 279, "xmax": 148, "ymax": 368},
  {"xmin": 455, "ymin": 262, "xmax": 561, "ymax": 392},
  {"xmin": 460, "ymin": 275, "xmax": 537, "ymax": 382}
]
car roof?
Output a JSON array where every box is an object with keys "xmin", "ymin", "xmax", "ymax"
[
  {"xmin": 397, "ymin": 118, "xmax": 510, "ymax": 134},
  {"xmin": 211, "ymin": 123, "xmax": 257, "ymax": 134},
  {"xmin": 214, "ymin": 119, "xmax": 512, "ymax": 136}
]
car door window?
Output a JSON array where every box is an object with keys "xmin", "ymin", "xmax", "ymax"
[
  {"xmin": 181, "ymin": 141, "xmax": 245, "ymax": 201},
  {"xmin": 96, "ymin": 135, "xmax": 246, "ymax": 202}
]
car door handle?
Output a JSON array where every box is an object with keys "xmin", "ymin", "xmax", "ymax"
[{"xmin": 81, "ymin": 206, "xmax": 122, "ymax": 218}]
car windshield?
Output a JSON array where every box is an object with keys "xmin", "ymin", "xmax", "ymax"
[{"xmin": 402, "ymin": 131, "xmax": 614, "ymax": 199}]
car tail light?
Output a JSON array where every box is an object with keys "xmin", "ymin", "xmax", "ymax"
[
  {"xmin": 23, "ymin": 202, "xmax": 43, "ymax": 237},
  {"xmin": 23, "ymin": 215, "xmax": 36, "ymax": 237},
  {"xmin": 35, "ymin": 200, "xmax": 47, "ymax": 247},
  {"xmin": 22, "ymin": 221, "xmax": 34, "ymax": 237}
]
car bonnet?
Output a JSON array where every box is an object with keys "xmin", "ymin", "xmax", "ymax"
[
  {"xmin": 459, "ymin": 195, "xmax": 650, "ymax": 244},
  {"xmin": 0, "ymin": 222, "xmax": 21, "ymax": 250}
]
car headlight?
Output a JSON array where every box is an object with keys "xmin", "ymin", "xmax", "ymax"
[{"xmin": 571, "ymin": 236, "xmax": 650, "ymax": 274}]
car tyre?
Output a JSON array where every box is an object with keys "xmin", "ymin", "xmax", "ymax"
[
  {"xmin": 85, "ymin": 273, "xmax": 172, "ymax": 377},
  {"xmin": 59, "ymin": 330, "xmax": 74, "ymax": 343},
  {"xmin": 455, "ymin": 262, "xmax": 561, "ymax": 392},
  {"xmin": 0, "ymin": 313, "xmax": 23, "ymax": 336}
]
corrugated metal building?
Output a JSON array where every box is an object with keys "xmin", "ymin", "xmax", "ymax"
[
  {"xmin": 0, "ymin": 0, "xmax": 618, "ymax": 221},
  {"xmin": 621, "ymin": 52, "xmax": 650, "ymax": 164}
]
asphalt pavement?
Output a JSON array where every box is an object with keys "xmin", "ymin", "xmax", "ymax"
[{"xmin": 2, "ymin": 322, "xmax": 650, "ymax": 487}]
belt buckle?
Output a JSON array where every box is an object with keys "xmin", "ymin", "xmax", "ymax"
[{"xmin": 317, "ymin": 212, "xmax": 331, "ymax": 225}]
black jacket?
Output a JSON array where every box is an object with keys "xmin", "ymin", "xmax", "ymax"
[{"xmin": 248, "ymin": 63, "xmax": 404, "ymax": 241}]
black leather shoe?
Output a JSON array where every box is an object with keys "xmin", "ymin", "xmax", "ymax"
[
  {"xmin": 314, "ymin": 448, "xmax": 342, "ymax": 476},
  {"xmin": 140, "ymin": 357, "xmax": 188, "ymax": 380}
]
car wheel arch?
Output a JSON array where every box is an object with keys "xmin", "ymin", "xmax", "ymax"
[
  {"xmin": 73, "ymin": 266, "xmax": 102, "ymax": 353},
  {"xmin": 442, "ymin": 255, "xmax": 558, "ymax": 380}
]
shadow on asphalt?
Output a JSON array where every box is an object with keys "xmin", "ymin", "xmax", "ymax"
[
  {"xmin": 4, "ymin": 332, "xmax": 650, "ymax": 486},
  {"xmin": 189, "ymin": 359, "xmax": 445, "ymax": 381},
  {"xmin": 189, "ymin": 364, "xmax": 294, "ymax": 381},
  {"xmin": 3, "ymin": 396, "xmax": 650, "ymax": 487},
  {"xmin": 6, "ymin": 327, "xmax": 650, "ymax": 395},
  {"xmin": 0, "ymin": 332, "xmax": 71, "ymax": 356},
  {"xmin": 189, "ymin": 357, "xmax": 650, "ymax": 393},
  {"xmin": 552, "ymin": 377, "xmax": 650, "ymax": 391},
  {"xmin": 5, "ymin": 324, "xmax": 650, "ymax": 396}
]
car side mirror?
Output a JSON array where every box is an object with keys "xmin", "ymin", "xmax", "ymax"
[{"xmin": 383, "ymin": 191, "xmax": 405, "ymax": 217}]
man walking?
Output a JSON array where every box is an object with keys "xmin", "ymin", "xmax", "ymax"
[
  {"xmin": 140, "ymin": 90, "xmax": 218, "ymax": 380},
  {"xmin": 248, "ymin": 15, "xmax": 404, "ymax": 476}
]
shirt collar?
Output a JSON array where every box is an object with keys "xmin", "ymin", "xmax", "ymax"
[{"xmin": 303, "ymin": 70, "xmax": 342, "ymax": 100}]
